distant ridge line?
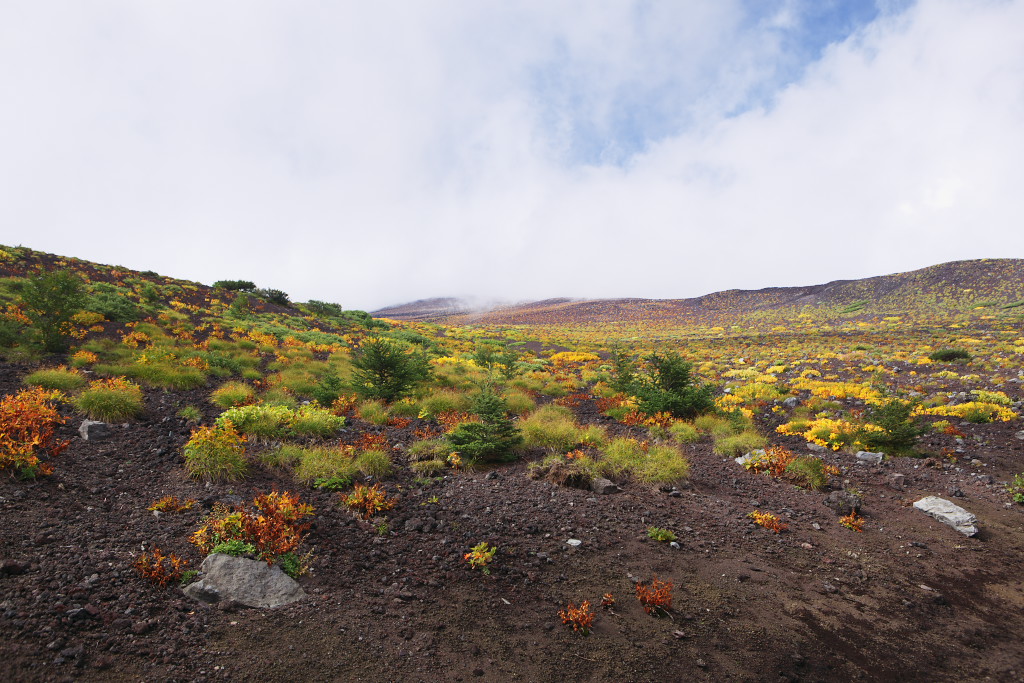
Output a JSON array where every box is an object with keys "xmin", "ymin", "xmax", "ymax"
[{"xmin": 371, "ymin": 258, "xmax": 1024, "ymax": 324}]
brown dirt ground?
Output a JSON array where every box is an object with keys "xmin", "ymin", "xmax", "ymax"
[{"xmin": 3, "ymin": 358, "xmax": 1024, "ymax": 683}]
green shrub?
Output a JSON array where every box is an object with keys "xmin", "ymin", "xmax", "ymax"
[
  {"xmin": 578, "ymin": 424, "xmax": 608, "ymax": 448},
  {"xmin": 214, "ymin": 280, "xmax": 256, "ymax": 292},
  {"xmin": 446, "ymin": 391, "xmax": 522, "ymax": 464},
  {"xmin": 520, "ymin": 404, "xmax": 581, "ymax": 451},
  {"xmin": 260, "ymin": 443, "xmax": 304, "ymax": 469},
  {"xmin": 1007, "ymin": 474, "xmax": 1024, "ymax": 504},
  {"xmin": 356, "ymin": 399, "xmax": 390, "ymax": 425},
  {"xmin": 616, "ymin": 351, "xmax": 715, "ymax": 419},
  {"xmin": 694, "ymin": 414, "xmax": 738, "ymax": 437},
  {"xmin": 356, "ymin": 449, "xmax": 393, "ymax": 478},
  {"xmin": 292, "ymin": 445, "xmax": 358, "ymax": 484},
  {"xmin": 261, "ymin": 387, "xmax": 298, "ymax": 409},
  {"xmin": 928, "ymin": 348, "xmax": 972, "ymax": 362},
  {"xmin": 647, "ymin": 527, "xmax": 677, "ymax": 542},
  {"xmin": 177, "ymin": 405, "xmax": 202, "ymax": 423},
  {"xmin": 418, "ymin": 389, "xmax": 472, "ymax": 417},
  {"xmin": 255, "ymin": 288, "xmax": 290, "ymax": 306},
  {"xmin": 408, "ymin": 438, "xmax": 449, "ymax": 461},
  {"xmin": 86, "ymin": 291, "xmax": 141, "ymax": 322},
  {"xmin": 291, "ymin": 405, "xmax": 345, "ymax": 438},
  {"xmin": 309, "ymin": 367, "xmax": 346, "ymax": 408},
  {"xmin": 410, "ymin": 459, "xmax": 447, "ymax": 475},
  {"xmin": 595, "ymin": 438, "xmax": 690, "ymax": 484},
  {"xmin": 20, "ymin": 271, "xmax": 87, "ymax": 352},
  {"xmin": 24, "ymin": 366, "xmax": 87, "ymax": 392},
  {"xmin": 312, "ymin": 474, "xmax": 354, "ymax": 491},
  {"xmin": 856, "ymin": 399, "xmax": 926, "ymax": 456},
  {"xmin": 389, "ymin": 397, "xmax": 420, "ymax": 417},
  {"xmin": 351, "ymin": 337, "xmax": 431, "ymax": 402},
  {"xmin": 712, "ymin": 430, "xmax": 767, "ymax": 457},
  {"xmin": 502, "ymin": 389, "xmax": 536, "ymax": 415},
  {"xmin": 210, "ymin": 381, "xmax": 255, "ymax": 408},
  {"xmin": 183, "ymin": 422, "xmax": 247, "ymax": 482},
  {"xmin": 211, "ymin": 539, "xmax": 258, "ymax": 557},
  {"xmin": 0, "ymin": 317, "xmax": 22, "ymax": 348},
  {"xmin": 75, "ymin": 377, "xmax": 144, "ymax": 422},
  {"xmin": 217, "ymin": 404, "xmax": 293, "ymax": 439},
  {"xmin": 784, "ymin": 456, "xmax": 828, "ymax": 491},
  {"xmin": 107, "ymin": 361, "xmax": 208, "ymax": 390},
  {"xmin": 669, "ymin": 421, "xmax": 700, "ymax": 443}
]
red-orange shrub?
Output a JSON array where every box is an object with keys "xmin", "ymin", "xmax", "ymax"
[
  {"xmin": 342, "ymin": 483, "xmax": 396, "ymax": 520},
  {"xmin": 636, "ymin": 576, "xmax": 673, "ymax": 616},
  {"xmin": 134, "ymin": 548, "xmax": 189, "ymax": 587},
  {"xmin": 0, "ymin": 386, "xmax": 68, "ymax": 478},
  {"xmin": 559, "ymin": 601, "xmax": 595, "ymax": 635}
]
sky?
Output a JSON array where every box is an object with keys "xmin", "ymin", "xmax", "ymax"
[{"xmin": 2, "ymin": 0, "xmax": 1023, "ymax": 312}]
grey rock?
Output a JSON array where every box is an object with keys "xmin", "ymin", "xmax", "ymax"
[
  {"xmin": 565, "ymin": 539, "xmax": 582, "ymax": 547},
  {"xmin": 1015, "ymin": 430, "xmax": 1024, "ymax": 441},
  {"xmin": 735, "ymin": 450, "xmax": 764, "ymax": 467},
  {"xmin": 79, "ymin": 420, "xmax": 111, "ymax": 441},
  {"xmin": 590, "ymin": 478, "xmax": 621, "ymax": 495},
  {"xmin": 824, "ymin": 490, "xmax": 862, "ymax": 516},
  {"xmin": 889, "ymin": 474, "xmax": 906, "ymax": 491},
  {"xmin": 403, "ymin": 518, "xmax": 427, "ymax": 533},
  {"xmin": 856, "ymin": 451, "xmax": 884, "ymax": 465},
  {"xmin": 807, "ymin": 443, "xmax": 827, "ymax": 453},
  {"xmin": 912, "ymin": 496, "xmax": 979, "ymax": 537},
  {"xmin": 183, "ymin": 554, "xmax": 305, "ymax": 608},
  {"xmin": 782, "ymin": 397, "xmax": 800, "ymax": 408}
]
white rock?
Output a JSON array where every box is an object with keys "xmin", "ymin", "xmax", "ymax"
[
  {"xmin": 912, "ymin": 496, "xmax": 979, "ymax": 537},
  {"xmin": 566, "ymin": 539, "xmax": 582, "ymax": 547}
]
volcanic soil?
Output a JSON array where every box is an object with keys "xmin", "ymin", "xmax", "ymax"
[{"xmin": 3, "ymin": 358, "xmax": 1024, "ymax": 682}]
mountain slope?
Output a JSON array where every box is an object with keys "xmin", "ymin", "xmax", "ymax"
[{"xmin": 374, "ymin": 259, "xmax": 1024, "ymax": 324}]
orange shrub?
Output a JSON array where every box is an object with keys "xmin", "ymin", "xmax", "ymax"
[
  {"xmin": 559, "ymin": 601, "xmax": 595, "ymax": 635},
  {"xmin": 636, "ymin": 576, "xmax": 673, "ymax": 616},
  {"xmin": 147, "ymin": 496, "xmax": 198, "ymax": 513},
  {"xmin": 191, "ymin": 491, "xmax": 314, "ymax": 564},
  {"xmin": 748, "ymin": 510, "xmax": 788, "ymax": 533},
  {"xmin": 0, "ymin": 386, "xmax": 68, "ymax": 478},
  {"xmin": 840, "ymin": 511, "xmax": 864, "ymax": 532},
  {"xmin": 134, "ymin": 548, "xmax": 189, "ymax": 587},
  {"xmin": 342, "ymin": 483, "xmax": 396, "ymax": 520}
]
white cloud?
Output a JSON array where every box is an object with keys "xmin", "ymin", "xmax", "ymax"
[{"xmin": 0, "ymin": 0, "xmax": 1022, "ymax": 311}]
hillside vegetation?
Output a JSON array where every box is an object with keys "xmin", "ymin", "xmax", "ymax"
[{"xmin": 2, "ymin": 244, "xmax": 1024, "ymax": 682}]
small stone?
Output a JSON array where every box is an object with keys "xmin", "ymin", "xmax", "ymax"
[
  {"xmin": 566, "ymin": 539, "xmax": 582, "ymax": 548},
  {"xmin": 1015, "ymin": 430, "xmax": 1024, "ymax": 441},
  {"xmin": 590, "ymin": 478, "xmax": 621, "ymax": 495},
  {"xmin": 0, "ymin": 559, "xmax": 29, "ymax": 576},
  {"xmin": 824, "ymin": 490, "xmax": 862, "ymax": 516},
  {"xmin": 855, "ymin": 451, "xmax": 884, "ymax": 465},
  {"xmin": 79, "ymin": 420, "xmax": 112, "ymax": 441}
]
